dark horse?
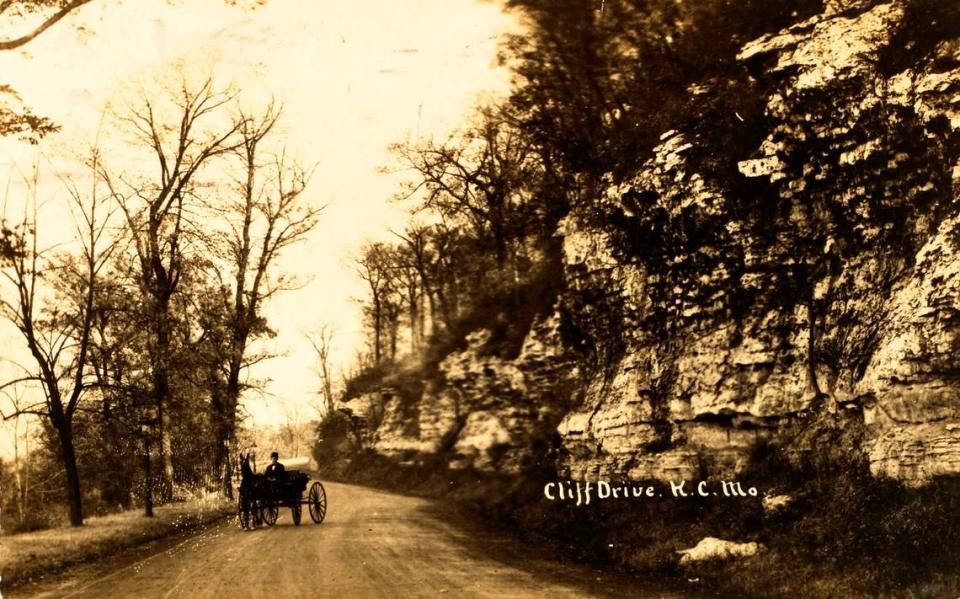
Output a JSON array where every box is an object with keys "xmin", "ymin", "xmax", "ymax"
[{"xmin": 237, "ymin": 452, "xmax": 268, "ymax": 530}]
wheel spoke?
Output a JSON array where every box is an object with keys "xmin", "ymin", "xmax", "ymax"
[{"xmin": 308, "ymin": 481, "xmax": 327, "ymax": 523}]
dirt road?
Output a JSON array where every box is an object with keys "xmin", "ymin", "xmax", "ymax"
[{"xmin": 11, "ymin": 481, "xmax": 686, "ymax": 598}]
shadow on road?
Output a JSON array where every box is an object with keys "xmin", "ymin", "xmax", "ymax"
[{"xmin": 399, "ymin": 492, "xmax": 708, "ymax": 598}]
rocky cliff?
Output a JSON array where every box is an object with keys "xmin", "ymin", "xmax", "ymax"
[{"xmin": 338, "ymin": 0, "xmax": 960, "ymax": 488}]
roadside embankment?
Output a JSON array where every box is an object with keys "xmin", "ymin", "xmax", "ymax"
[
  {"xmin": 318, "ymin": 446, "xmax": 960, "ymax": 598},
  {"xmin": 0, "ymin": 496, "xmax": 233, "ymax": 590}
]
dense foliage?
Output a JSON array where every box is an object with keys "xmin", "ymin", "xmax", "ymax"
[{"xmin": 348, "ymin": 0, "xmax": 825, "ymax": 383}]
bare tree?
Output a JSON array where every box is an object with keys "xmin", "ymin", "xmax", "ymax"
[
  {"xmin": 391, "ymin": 223, "xmax": 464, "ymax": 334},
  {"xmin": 392, "ymin": 225, "xmax": 439, "ymax": 335},
  {"xmin": 391, "ymin": 116, "xmax": 535, "ymax": 268},
  {"xmin": 306, "ymin": 323, "xmax": 335, "ymax": 415},
  {"xmin": 0, "ymin": 389, "xmax": 32, "ymax": 523},
  {"xmin": 102, "ymin": 77, "xmax": 244, "ymax": 494},
  {"xmin": 201, "ymin": 101, "xmax": 321, "ymax": 496},
  {"xmin": 382, "ymin": 274, "xmax": 401, "ymax": 362},
  {"xmin": 355, "ymin": 242, "xmax": 396, "ymax": 365},
  {"xmin": 385, "ymin": 244, "xmax": 423, "ymax": 355},
  {"xmin": 0, "ymin": 154, "xmax": 117, "ymax": 526}
]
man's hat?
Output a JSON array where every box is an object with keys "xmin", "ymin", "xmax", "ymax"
[{"xmin": 270, "ymin": 451, "xmax": 279, "ymax": 459}]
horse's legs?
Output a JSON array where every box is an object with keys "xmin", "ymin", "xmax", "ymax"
[{"xmin": 239, "ymin": 490, "xmax": 254, "ymax": 530}]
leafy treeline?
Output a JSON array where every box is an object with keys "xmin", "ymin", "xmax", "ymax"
[
  {"xmin": 349, "ymin": 0, "xmax": 823, "ymax": 383},
  {"xmin": 0, "ymin": 81, "xmax": 318, "ymax": 529}
]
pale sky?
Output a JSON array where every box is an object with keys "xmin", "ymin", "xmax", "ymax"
[{"xmin": 0, "ymin": 0, "xmax": 517, "ymax": 445}]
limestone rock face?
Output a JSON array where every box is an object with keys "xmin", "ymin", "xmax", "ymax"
[
  {"xmin": 738, "ymin": 2, "xmax": 904, "ymax": 92},
  {"xmin": 555, "ymin": 0, "xmax": 960, "ymax": 486},
  {"xmin": 435, "ymin": 327, "xmax": 570, "ymax": 473},
  {"xmin": 857, "ymin": 217, "xmax": 960, "ymax": 484},
  {"xmin": 341, "ymin": 314, "xmax": 577, "ymax": 475},
  {"xmin": 341, "ymin": 0, "xmax": 960, "ymax": 487}
]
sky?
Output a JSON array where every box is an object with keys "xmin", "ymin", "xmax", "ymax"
[{"xmin": 0, "ymin": 0, "xmax": 518, "ymax": 446}]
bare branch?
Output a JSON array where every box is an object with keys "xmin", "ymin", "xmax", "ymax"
[{"xmin": 0, "ymin": 0, "xmax": 95, "ymax": 51}]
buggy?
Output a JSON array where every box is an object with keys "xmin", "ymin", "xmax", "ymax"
[
  {"xmin": 257, "ymin": 470, "xmax": 327, "ymax": 526},
  {"xmin": 237, "ymin": 455, "xmax": 328, "ymax": 528}
]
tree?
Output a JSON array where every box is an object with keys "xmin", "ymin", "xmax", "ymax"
[
  {"xmin": 389, "ymin": 244, "xmax": 423, "ymax": 354},
  {"xmin": 0, "ymin": 153, "xmax": 117, "ymax": 526},
  {"xmin": 500, "ymin": 0, "xmax": 821, "ymax": 196},
  {"xmin": 392, "ymin": 224, "xmax": 444, "ymax": 335},
  {"xmin": 0, "ymin": 0, "xmax": 276, "ymax": 254},
  {"xmin": 200, "ymin": 101, "xmax": 320, "ymax": 497},
  {"xmin": 0, "ymin": 389, "xmax": 32, "ymax": 523},
  {"xmin": 355, "ymin": 242, "xmax": 398, "ymax": 365},
  {"xmin": 307, "ymin": 323, "xmax": 336, "ymax": 415},
  {"xmin": 391, "ymin": 116, "xmax": 537, "ymax": 269},
  {"xmin": 84, "ymin": 268, "xmax": 151, "ymax": 509},
  {"xmin": 102, "ymin": 77, "xmax": 244, "ymax": 494},
  {"xmin": 390, "ymin": 221, "xmax": 480, "ymax": 337}
]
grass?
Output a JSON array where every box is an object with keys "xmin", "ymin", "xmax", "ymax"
[{"xmin": 0, "ymin": 493, "xmax": 233, "ymax": 588}]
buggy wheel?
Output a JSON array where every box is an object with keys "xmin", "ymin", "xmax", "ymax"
[
  {"xmin": 261, "ymin": 504, "xmax": 279, "ymax": 526},
  {"xmin": 291, "ymin": 502, "xmax": 302, "ymax": 525},
  {"xmin": 308, "ymin": 482, "xmax": 327, "ymax": 524}
]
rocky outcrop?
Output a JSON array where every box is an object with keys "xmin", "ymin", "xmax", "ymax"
[
  {"xmin": 339, "ymin": 0, "xmax": 960, "ymax": 487},
  {"xmin": 551, "ymin": 0, "xmax": 960, "ymax": 486},
  {"xmin": 339, "ymin": 314, "xmax": 576, "ymax": 474},
  {"xmin": 857, "ymin": 216, "xmax": 960, "ymax": 484}
]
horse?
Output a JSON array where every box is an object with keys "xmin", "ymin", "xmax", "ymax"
[{"xmin": 237, "ymin": 452, "xmax": 268, "ymax": 530}]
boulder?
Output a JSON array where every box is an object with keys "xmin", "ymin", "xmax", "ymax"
[{"xmin": 677, "ymin": 537, "xmax": 764, "ymax": 565}]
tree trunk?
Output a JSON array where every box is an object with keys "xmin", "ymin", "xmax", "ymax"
[
  {"xmin": 390, "ymin": 321, "xmax": 398, "ymax": 362},
  {"xmin": 210, "ymin": 427, "xmax": 227, "ymax": 492},
  {"xmin": 409, "ymin": 296, "xmax": 418, "ymax": 353},
  {"xmin": 13, "ymin": 419, "xmax": 25, "ymax": 521},
  {"xmin": 373, "ymin": 298, "xmax": 382, "ymax": 364},
  {"xmin": 418, "ymin": 293, "xmax": 427, "ymax": 347},
  {"xmin": 492, "ymin": 202, "xmax": 506, "ymax": 270},
  {"xmin": 208, "ymin": 374, "xmax": 228, "ymax": 497},
  {"xmin": 221, "ymin": 364, "xmax": 243, "ymax": 499},
  {"xmin": 424, "ymin": 285, "xmax": 437, "ymax": 335},
  {"xmin": 153, "ymin": 303, "xmax": 176, "ymax": 498},
  {"xmin": 157, "ymin": 389, "xmax": 175, "ymax": 497},
  {"xmin": 434, "ymin": 284, "xmax": 453, "ymax": 331},
  {"xmin": 223, "ymin": 450, "xmax": 233, "ymax": 500},
  {"xmin": 142, "ymin": 432, "xmax": 154, "ymax": 517},
  {"xmin": 210, "ymin": 418, "xmax": 234, "ymax": 500},
  {"xmin": 219, "ymin": 416, "xmax": 237, "ymax": 500},
  {"xmin": 448, "ymin": 270, "xmax": 460, "ymax": 322},
  {"xmin": 56, "ymin": 421, "xmax": 84, "ymax": 526}
]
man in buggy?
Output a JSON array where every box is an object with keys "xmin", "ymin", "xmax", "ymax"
[{"xmin": 265, "ymin": 451, "xmax": 286, "ymax": 480}]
